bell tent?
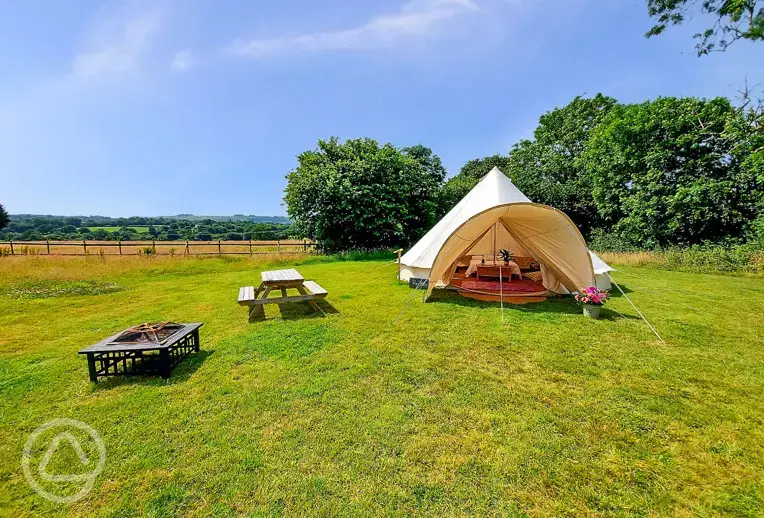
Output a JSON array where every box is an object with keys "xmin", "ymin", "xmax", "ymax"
[{"xmin": 399, "ymin": 167, "xmax": 613, "ymax": 297}]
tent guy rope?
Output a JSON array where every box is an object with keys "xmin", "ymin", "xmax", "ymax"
[{"xmin": 607, "ymin": 273, "xmax": 664, "ymax": 342}]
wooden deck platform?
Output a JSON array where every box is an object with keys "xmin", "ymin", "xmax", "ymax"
[{"xmin": 450, "ymin": 272, "xmax": 550, "ymax": 303}]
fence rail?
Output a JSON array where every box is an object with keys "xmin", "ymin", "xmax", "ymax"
[{"xmin": 0, "ymin": 239, "xmax": 318, "ymax": 257}]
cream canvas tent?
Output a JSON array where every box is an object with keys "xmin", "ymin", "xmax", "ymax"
[{"xmin": 399, "ymin": 167, "xmax": 613, "ymax": 296}]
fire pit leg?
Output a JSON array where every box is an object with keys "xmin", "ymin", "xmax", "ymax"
[
  {"xmin": 160, "ymin": 348, "xmax": 171, "ymax": 379},
  {"xmin": 193, "ymin": 329, "xmax": 200, "ymax": 352},
  {"xmin": 86, "ymin": 354, "xmax": 98, "ymax": 382}
]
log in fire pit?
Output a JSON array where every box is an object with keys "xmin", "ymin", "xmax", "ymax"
[{"xmin": 79, "ymin": 322, "xmax": 202, "ymax": 382}]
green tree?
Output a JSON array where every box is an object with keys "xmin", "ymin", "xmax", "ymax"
[
  {"xmin": 439, "ymin": 155, "xmax": 511, "ymax": 214},
  {"xmin": 403, "ymin": 144, "xmax": 447, "ymax": 186},
  {"xmin": 505, "ymin": 94, "xmax": 618, "ymax": 236},
  {"xmin": 582, "ymin": 96, "xmax": 761, "ymax": 247},
  {"xmin": 0, "ymin": 203, "xmax": 9, "ymax": 231},
  {"xmin": 284, "ymin": 137, "xmax": 444, "ymax": 252},
  {"xmin": 646, "ymin": 0, "xmax": 764, "ymax": 55}
]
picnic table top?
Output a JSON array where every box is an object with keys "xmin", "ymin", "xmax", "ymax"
[{"xmin": 261, "ymin": 268, "xmax": 304, "ymax": 285}]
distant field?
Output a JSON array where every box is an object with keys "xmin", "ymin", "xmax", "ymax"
[
  {"xmin": 87, "ymin": 226, "xmax": 151, "ymax": 233},
  {"xmin": 0, "ymin": 240, "xmax": 316, "ymax": 256}
]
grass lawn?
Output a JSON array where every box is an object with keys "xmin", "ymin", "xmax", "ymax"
[
  {"xmin": 1, "ymin": 256, "xmax": 763, "ymax": 516},
  {"xmin": 86, "ymin": 226, "xmax": 151, "ymax": 233}
]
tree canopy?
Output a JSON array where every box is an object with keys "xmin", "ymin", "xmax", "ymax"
[
  {"xmin": 504, "ymin": 94, "xmax": 617, "ymax": 237},
  {"xmin": 284, "ymin": 137, "xmax": 445, "ymax": 252},
  {"xmin": 0, "ymin": 203, "xmax": 8, "ymax": 231},
  {"xmin": 646, "ymin": 0, "xmax": 764, "ymax": 55},
  {"xmin": 442, "ymin": 95, "xmax": 617, "ymax": 236},
  {"xmin": 443, "ymin": 94, "xmax": 762, "ymax": 249},
  {"xmin": 583, "ymin": 96, "xmax": 761, "ymax": 247}
]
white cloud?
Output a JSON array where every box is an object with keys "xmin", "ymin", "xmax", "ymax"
[
  {"xmin": 170, "ymin": 50, "xmax": 192, "ymax": 72},
  {"xmin": 229, "ymin": 0, "xmax": 480, "ymax": 58},
  {"xmin": 73, "ymin": 5, "xmax": 163, "ymax": 77}
]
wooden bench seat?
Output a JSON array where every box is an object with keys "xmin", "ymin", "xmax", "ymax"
[
  {"xmin": 244, "ymin": 292, "xmax": 320, "ymax": 306},
  {"xmin": 238, "ymin": 286, "xmax": 255, "ymax": 305},
  {"xmin": 302, "ymin": 280, "xmax": 328, "ymax": 298}
]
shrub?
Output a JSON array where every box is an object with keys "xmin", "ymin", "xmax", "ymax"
[{"xmin": 587, "ymin": 228, "xmax": 641, "ymax": 252}]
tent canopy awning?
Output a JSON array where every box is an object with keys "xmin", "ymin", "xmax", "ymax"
[{"xmin": 427, "ymin": 202, "xmax": 596, "ymax": 295}]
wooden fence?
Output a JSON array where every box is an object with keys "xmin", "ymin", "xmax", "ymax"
[{"xmin": 0, "ymin": 239, "xmax": 318, "ymax": 257}]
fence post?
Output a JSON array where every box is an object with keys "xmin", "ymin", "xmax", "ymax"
[
  {"xmin": 277, "ymin": 239, "xmax": 281, "ymax": 253},
  {"xmin": 9, "ymin": 240, "xmax": 14, "ymax": 255},
  {"xmin": 118, "ymin": 241, "xmax": 122, "ymax": 255},
  {"xmin": 185, "ymin": 240, "xmax": 190, "ymax": 256},
  {"xmin": 152, "ymin": 240, "xmax": 156, "ymax": 254},
  {"xmin": 249, "ymin": 239, "xmax": 252, "ymax": 256},
  {"xmin": 396, "ymin": 248, "xmax": 404, "ymax": 281},
  {"xmin": 83, "ymin": 240, "xmax": 87, "ymax": 256},
  {"xmin": 46, "ymin": 240, "xmax": 51, "ymax": 255},
  {"xmin": 218, "ymin": 240, "xmax": 222, "ymax": 255}
]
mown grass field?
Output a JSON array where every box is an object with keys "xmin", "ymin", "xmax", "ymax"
[
  {"xmin": 87, "ymin": 226, "xmax": 151, "ymax": 233},
  {"xmin": 1, "ymin": 255, "xmax": 763, "ymax": 516}
]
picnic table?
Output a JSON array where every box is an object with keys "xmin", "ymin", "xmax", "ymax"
[{"xmin": 238, "ymin": 268, "xmax": 328, "ymax": 321}]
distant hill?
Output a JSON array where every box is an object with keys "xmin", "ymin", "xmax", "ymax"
[
  {"xmin": 11, "ymin": 214, "xmax": 291, "ymax": 224},
  {"xmin": 3, "ymin": 214, "xmax": 295, "ymax": 241},
  {"xmin": 166, "ymin": 214, "xmax": 292, "ymax": 223}
]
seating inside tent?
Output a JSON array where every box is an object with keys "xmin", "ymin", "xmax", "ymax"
[{"xmin": 447, "ymin": 221, "xmax": 549, "ymax": 301}]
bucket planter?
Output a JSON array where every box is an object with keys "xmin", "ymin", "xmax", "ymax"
[
  {"xmin": 575, "ymin": 286, "xmax": 610, "ymax": 319},
  {"xmin": 582, "ymin": 304, "xmax": 601, "ymax": 319}
]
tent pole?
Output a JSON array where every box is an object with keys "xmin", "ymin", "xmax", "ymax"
[
  {"xmin": 493, "ymin": 223, "xmax": 497, "ymax": 261},
  {"xmin": 607, "ymin": 273, "xmax": 664, "ymax": 342},
  {"xmin": 499, "ymin": 266, "xmax": 504, "ymax": 323}
]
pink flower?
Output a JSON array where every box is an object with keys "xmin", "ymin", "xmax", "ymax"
[{"xmin": 577, "ymin": 286, "xmax": 609, "ymax": 306}]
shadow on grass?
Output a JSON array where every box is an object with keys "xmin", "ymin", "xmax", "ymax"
[
  {"xmin": 90, "ymin": 349, "xmax": 214, "ymax": 390},
  {"xmin": 597, "ymin": 308, "xmax": 640, "ymax": 321},
  {"xmin": 426, "ymin": 288, "xmax": 639, "ymax": 320},
  {"xmin": 427, "ymin": 289, "xmax": 581, "ymax": 315},
  {"xmin": 248, "ymin": 299, "xmax": 340, "ymax": 322},
  {"xmin": 607, "ymin": 282, "xmax": 633, "ymax": 297}
]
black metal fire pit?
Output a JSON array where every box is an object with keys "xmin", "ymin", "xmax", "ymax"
[{"xmin": 79, "ymin": 322, "xmax": 202, "ymax": 382}]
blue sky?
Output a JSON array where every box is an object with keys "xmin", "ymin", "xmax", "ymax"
[{"xmin": 1, "ymin": 0, "xmax": 761, "ymax": 217}]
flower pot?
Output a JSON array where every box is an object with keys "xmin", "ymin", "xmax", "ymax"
[{"xmin": 582, "ymin": 304, "xmax": 601, "ymax": 319}]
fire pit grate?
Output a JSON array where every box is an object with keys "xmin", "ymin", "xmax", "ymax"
[
  {"xmin": 79, "ymin": 323, "xmax": 203, "ymax": 382},
  {"xmin": 112, "ymin": 322, "xmax": 185, "ymax": 345}
]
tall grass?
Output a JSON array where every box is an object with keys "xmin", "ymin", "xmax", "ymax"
[
  {"xmin": 597, "ymin": 247, "xmax": 764, "ymax": 275},
  {"xmin": 0, "ymin": 253, "xmax": 315, "ymax": 283},
  {"xmin": 6, "ymin": 244, "xmax": 762, "ymax": 279}
]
